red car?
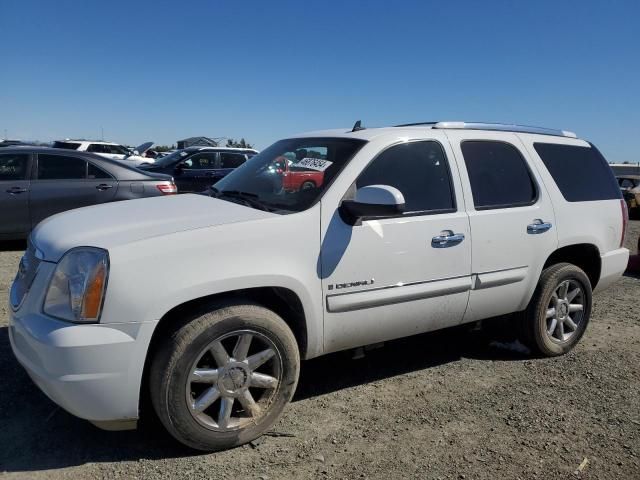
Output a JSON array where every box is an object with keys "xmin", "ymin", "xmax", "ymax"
[{"xmin": 272, "ymin": 156, "xmax": 325, "ymax": 192}]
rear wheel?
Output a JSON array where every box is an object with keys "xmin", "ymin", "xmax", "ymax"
[
  {"xmin": 150, "ymin": 302, "xmax": 300, "ymax": 451},
  {"xmin": 519, "ymin": 263, "xmax": 592, "ymax": 357},
  {"xmin": 300, "ymin": 181, "xmax": 315, "ymax": 191}
]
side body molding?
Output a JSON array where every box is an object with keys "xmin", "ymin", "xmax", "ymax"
[
  {"xmin": 326, "ymin": 276, "xmax": 472, "ymax": 313},
  {"xmin": 472, "ymin": 266, "xmax": 529, "ymax": 290},
  {"xmin": 325, "ymin": 266, "xmax": 529, "ymax": 314}
]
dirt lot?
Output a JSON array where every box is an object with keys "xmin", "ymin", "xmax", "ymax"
[{"xmin": 0, "ymin": 223, "xmax": 638, "ymax": 480}]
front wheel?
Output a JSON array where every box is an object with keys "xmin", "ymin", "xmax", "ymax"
[
  {"xmin": 149, "ymin": 302, "xmax": 300, "ymax": 451},
  {"xmin": 519, "ymin": 263, "xmax": 592, "ymax": 357}
]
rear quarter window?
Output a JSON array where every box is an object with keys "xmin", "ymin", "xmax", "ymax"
[{"xmin": 534, "ymin": 143, "xmax": 621, "ymax": 202}]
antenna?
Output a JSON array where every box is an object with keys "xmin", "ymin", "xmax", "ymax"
[{"xmin": 351, "ymin": 120, "xmax": 364, "ymax": 132}]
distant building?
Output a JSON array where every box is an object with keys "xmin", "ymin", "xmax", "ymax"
[
  {"xmin": 610, "ymin": 163, "xmax": 640, "ymax": 176},
  {"xmin": 176, "ymin": 136, "xmax": 219, "ymax": 149}
]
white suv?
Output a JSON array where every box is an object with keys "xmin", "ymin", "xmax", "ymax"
[
  {"xmin": 10, "ymin": 122, "xmax": 629, "ymax": 451},
  {"xmin": 52, "ymin": 140, "xmax": 154, "ymax": 166}
]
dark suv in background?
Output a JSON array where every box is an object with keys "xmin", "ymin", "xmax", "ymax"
[{"xmin": 139, "ymin": 147, "xmax": 258, "ymax": 193}]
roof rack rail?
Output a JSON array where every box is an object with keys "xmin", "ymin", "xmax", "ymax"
[
  {"xmin": 394, "ymin": 121, "xmax": 437, "ymax": 127},
  {"xmin": 432, "ymin": 121, "xmax": 577, "ymax": 138}
]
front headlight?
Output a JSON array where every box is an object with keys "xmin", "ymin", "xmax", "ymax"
[{"xmin": 44, "ymin": 247, "xmax": 109, "ymax": 323}]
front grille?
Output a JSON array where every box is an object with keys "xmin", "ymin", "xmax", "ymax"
[{"xmin": 9, "ymin": 241, "xmax": 42, "ymax": 310}]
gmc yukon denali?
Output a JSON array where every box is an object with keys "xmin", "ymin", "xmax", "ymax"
[{"xmin": 9, "ymin": 121, "xmax": 629, "ymax": 451}]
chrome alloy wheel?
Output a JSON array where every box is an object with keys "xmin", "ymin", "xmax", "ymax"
[
  {"xmin": 545, "ymin": 280, "xmax": 585, "ymax": 343},
  {"xmin": 186, "ymin": 330, "xmax": 282, "ymax": 431}
]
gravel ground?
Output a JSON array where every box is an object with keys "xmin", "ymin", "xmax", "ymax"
[{"xmin": 0, "ymin": 223, "xmax": 638, "ymax": 480}]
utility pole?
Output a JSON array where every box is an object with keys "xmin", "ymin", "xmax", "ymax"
[{"xmin": 101, "ymin": 126, "xmax": 104, "ymax": 141}]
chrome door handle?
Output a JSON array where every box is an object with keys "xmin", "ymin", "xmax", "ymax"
[
  {"xmin": 96, "ymin": 184, "xmax": 114, "ymax": 191},
  {"xmin": 6, "ymin": 187, "xmax": 27, "ymax": 194},
  {"xmin": 527, "ymin": 219, "xmax": 552, "ymax": 234},
  {"xmin": 431, "ymin": 230, "xmax": 465, "ymax": 248}
]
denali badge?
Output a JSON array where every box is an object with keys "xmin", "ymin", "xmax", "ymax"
[{"xmin": 328, "ymin": 279, "xmax": 375, "ymax": 291}]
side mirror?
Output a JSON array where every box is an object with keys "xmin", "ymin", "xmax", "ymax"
[
  {"xmin": 340, "ymin": 185, "xmax": 405, "ymax": 225},
  {"xmin": 176, "ymin": 159, "xmax": 193, "ymax": 172}
]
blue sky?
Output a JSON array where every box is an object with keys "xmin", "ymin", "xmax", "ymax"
[{"xmin": 1, "ymin": 0, "xmax": 638, "ymax": 162}]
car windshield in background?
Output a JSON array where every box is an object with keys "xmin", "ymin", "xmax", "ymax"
[
  {"xmin": 152, "ymin": 149, "xmax": 191, "ymax": 167},
  {"xmin": 212, "ymin": 137, "xmax": 366, "ymax": 213}
]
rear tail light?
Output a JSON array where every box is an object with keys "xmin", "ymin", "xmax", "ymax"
[
  {"xmin": 620, "ymin": 199, "xmax": 628, "ymax": 248},
  {"xmin": 157, "ymin": 182, "xmax": 177, "ymax": 195}
]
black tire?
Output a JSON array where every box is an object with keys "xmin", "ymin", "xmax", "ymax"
[
  {"xmin": 149, "ymin": 301, "xmax": 300, "ymax": 451},
  {"xmin": 300, "ymin": 181, "xmax": 315, "ymax": 191},
  {"xmin": 519, "ymin": 263, "xmax": 592, "ymax": 357}
]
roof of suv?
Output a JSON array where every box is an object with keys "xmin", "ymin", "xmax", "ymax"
[
  {"xmin": 1, "ymin": 146, "xmax": 175, "ymax": 180},
  {"xmin": 181, "ymin": 146, "xmax": 259, "ymax": 153},
  {"xmin": 3, "ymin": 145, "xmax": 129, "ymax": 160},
  {"xmin": 55, "ymin": 140, "xmax": 121, "ymax": 146},
  {"xmin": 293, "ymin": 121, "xmax": 580, "ymax": 142}
]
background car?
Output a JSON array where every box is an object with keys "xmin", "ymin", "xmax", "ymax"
[
  {"xmin": 617, "ymin": 175, "xmax": 640, "ymax": 218},
  {"xmin": 627, "ymin": 235, "xmax": 640, "ymax": 274},
  {"xmin": 270, "ymin": 155, "xmax": 325, "ymax": 192},
  {"xmin": 52, "ymin": 140, "xmax": 155, "ymax": 166},
  {"xmin": 0, "ymin": 147, "xmax": 176, "ymax": 239},
  {"xmin": 139, "ymin": 146, "xmax": 258, "ymax": 193}
]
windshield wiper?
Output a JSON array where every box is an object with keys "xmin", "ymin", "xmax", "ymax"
[{"xmin": 214, "ymin": 189, "xmax": 271, "ymax": 211}]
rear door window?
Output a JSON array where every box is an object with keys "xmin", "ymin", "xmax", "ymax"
[
  {"xmin": 219, "ymin": 153, "xmax": 247, "ymax": 169},
  {"xmin": 37, "ymin": 154, "xmax": 87, "ymax": 180},
  {"xmin": 0, "ymin": 154, "xmax": 29, "ymax": 180},
  {"xmin": 461, "ymin": 141, "xmax": 537, "ymax": 210},
  {"xmin": 534, "ymin": 143, "xmax": 621, "ymax": 201}
]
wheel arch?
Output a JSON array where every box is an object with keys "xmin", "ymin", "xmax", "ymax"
[
  {"xmin": 139, "ymin": 286, "xmax": 309, "ymax": 420},
  {"xmin": 542, "ymin": 243, "xmax": 601, "ymax": 289}
]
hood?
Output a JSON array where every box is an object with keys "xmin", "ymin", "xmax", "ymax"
[
  {"xmin": 134, "ymin": 141, "xmax": 154, "ymax": 155},
  {"xmin": 32, "ymin": 194, "xmax": 275, "ymax": 261}
]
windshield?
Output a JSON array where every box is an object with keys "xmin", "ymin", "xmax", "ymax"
[
  {"xmin": 152, "ymin": 149, "xmax": 193, "ymax": 167},
  {"xmin": 212, "ymin": 137, "xmax": 366, "ymax": 213}
]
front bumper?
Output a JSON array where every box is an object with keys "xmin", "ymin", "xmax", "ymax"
[
  {"xmin": 593, "ymin": 247, "xmax": 630, "ymax": 293},
  {"xmin": 9, "ymin": 262, "xmax": 157, "ymax": 424}
]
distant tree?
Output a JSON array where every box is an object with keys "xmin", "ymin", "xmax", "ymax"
[
  {"xmin": 154, "ymin": 145, "xmax": 173, "ymax": 152},
  {"xmin": 226, "ymin": 138, "xmax": 254, "ymax": 149}
]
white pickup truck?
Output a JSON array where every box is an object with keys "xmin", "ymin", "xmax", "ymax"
[{"xmin": 10, "ymin": 121, "xmax": 629, "ymax": 451}]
